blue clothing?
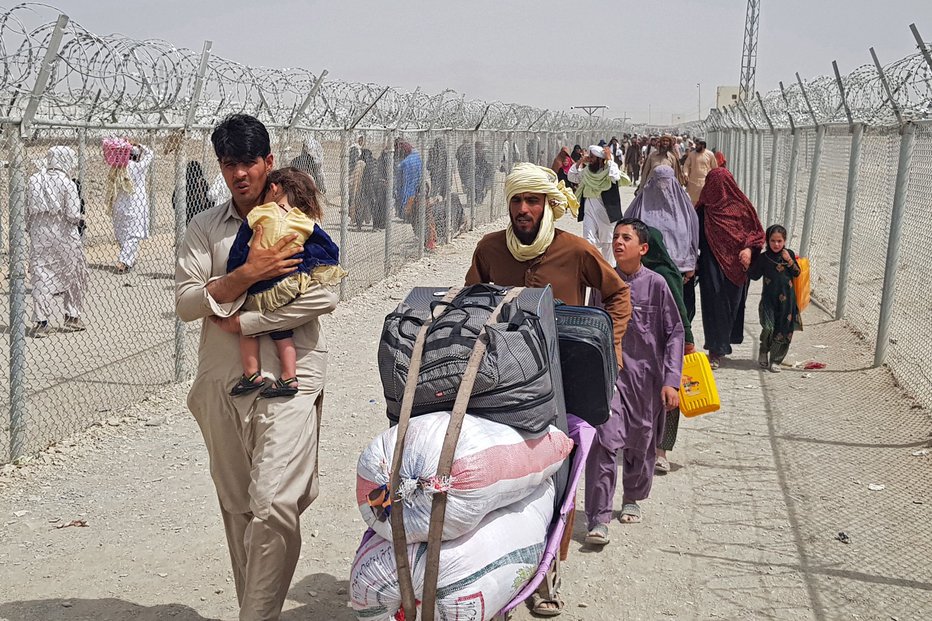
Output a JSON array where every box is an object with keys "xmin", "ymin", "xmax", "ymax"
[
  {"xmin": 226, "ymin": 221, "xmax": 341, "ymax": 296},
  {"xmin": 395, "ymin": 151, "xmax": 422, "ymax": 209}
]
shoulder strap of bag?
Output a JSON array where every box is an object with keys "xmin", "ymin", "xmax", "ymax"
[
  {"xmin": 390, "ymin": 286, "xmax": 461, "ymax": 621},
  {"xmin": 419, "ymin": 286, "xmax": 525, "ymax": 621}
]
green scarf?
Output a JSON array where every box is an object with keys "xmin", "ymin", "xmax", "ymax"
[
  {"xmin": 642, "ymin": 227, "xmax": 695, "ymax": 345},
  {"xmin": 575, "ymin": 164, "xmax": 612, "ymax": 201}
]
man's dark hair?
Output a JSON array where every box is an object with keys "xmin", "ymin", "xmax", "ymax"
[
  {"xmin": 615, "ymin": 217, "xmax": 650, "ymax": 244},
  {"xmin": 211, "ymin": 114, "xmax": 271, "ymax": 163}
]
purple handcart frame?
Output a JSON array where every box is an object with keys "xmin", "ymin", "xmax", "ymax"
[{"xmin": 496, "ymin": 414, "xmax": 595, "ymax": 617}]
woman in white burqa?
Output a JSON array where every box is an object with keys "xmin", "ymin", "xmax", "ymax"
[
  {"xmin": 26, "ymin": 146, "xmax": 88, "ymax": 338},
  {"xmin": 109, "ymin": 142, "xmax": 153, "ymax": 272}
]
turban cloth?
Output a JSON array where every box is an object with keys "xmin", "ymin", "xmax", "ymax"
[{"xmin": 504, "ymin": 162, "xmax": 579, "ymax": 261}]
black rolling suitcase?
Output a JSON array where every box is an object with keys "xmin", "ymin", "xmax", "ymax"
[{"xmin": 554, "ymin": 304, "xmax": 617, "ymax": 425}]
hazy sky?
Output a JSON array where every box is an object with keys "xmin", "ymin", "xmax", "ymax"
[{"xmin": 45, "ymin": 1, "xmax": 932, "ymax": 124}]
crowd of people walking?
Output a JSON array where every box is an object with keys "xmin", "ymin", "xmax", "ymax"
[
  {"xmin": 0, "ymin": 111, "xmax": 799, "ymax": 621},
  {"xmin": 22, "ymin": 115, "xmax": 801, "ymax": 619},
  {"xmin": 539, "ymin": 132, "xmax": 802, "ymax": 549}
]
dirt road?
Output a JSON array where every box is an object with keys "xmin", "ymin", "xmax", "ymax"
[{"xmin": 1, "ymin": 209, "xmax": 930, "ymax": 621}]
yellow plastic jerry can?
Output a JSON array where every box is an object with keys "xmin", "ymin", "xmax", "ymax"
[{"xmin": 679, "ymin": 352, "xmax": 721, "ymax": 417}]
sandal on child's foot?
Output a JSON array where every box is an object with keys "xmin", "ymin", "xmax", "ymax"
[
  {"xmin": 260, "ymin": 377, "xmax": 299, "ymax": 398},
  {"xmin": 768, "ymin": 363, "xmax": 782, "ymax": 373},
  {"xmin": 230, "ymin": 373, "xmax": 266, "ymax": 396},
  {"xmin": 584, "ymin": 523, "xmax": 610, "ymax": 546},
  {"xmin": 758, "ymin": 351, "xmax": 769, "ymax": 368},
  {"xmin": 619, "ymin": 503, "xmax": 642, "ymax": 524}
]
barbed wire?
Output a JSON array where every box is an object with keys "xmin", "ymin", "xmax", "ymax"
[
  {"xmin": 702, "ymin": 36, "xmax": 932, "ymax": 131},
  {"xmin": 0, "ymin": 2, "xmax": 629, "ymax": 134}
]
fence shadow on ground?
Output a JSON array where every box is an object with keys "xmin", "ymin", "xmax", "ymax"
[
  {"xmin": 0, "ymin": 598, "xmax": 218, "ymax": 621},
  {"xmin": 753, "ymin": 314, "xmax": 932, "ymax": 620}
]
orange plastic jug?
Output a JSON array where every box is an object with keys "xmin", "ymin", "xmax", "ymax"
[
  {"xmin": 794, "ymin": 257, "xmax": 811, "ymax": 313},
  {"xmin": 679, "ymin": 352, "xmax": 721, "ymax": 417}
]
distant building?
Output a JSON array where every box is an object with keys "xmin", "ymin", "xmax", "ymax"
[{"xmin": 716, "ymin": 86, "xmax": 740, "ymax": 108}]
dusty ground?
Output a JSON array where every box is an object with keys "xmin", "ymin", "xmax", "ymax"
[{"xmin": 1, "ymin": 205, "xmax": 931, "ymax": 621}]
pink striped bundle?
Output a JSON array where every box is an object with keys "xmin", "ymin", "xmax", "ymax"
[{"xmin": 356, "ymin": 411, "xmax": 572, "ymax": 542}]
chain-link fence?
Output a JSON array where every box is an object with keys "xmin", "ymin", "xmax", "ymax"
[
  {"xmin": 0, "ymin": 5, "xmax": 624, "ymax": 462},
  {"xmin": 701, "ymin": 27, "xmax": 932, "ymax": 413}
]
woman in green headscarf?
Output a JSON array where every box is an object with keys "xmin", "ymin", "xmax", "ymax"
[{"xmin": 642, "ymin": 226, "xmax": 694, "ymax": 473}]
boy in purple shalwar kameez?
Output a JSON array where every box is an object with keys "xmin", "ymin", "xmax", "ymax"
[{"xmin": 584, "ymin": 218, "xmax": 685, "ymax": 545}]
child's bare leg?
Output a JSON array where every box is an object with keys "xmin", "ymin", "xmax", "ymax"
[
  {"xmin": 230, "ymin": 335, "xmax": 265, "ymax": 396},
  {"xmin": 274, "ymin": 336, "xmax": 298, "ymax": 383},
  {"xmin": 258, "ymin": 331, "xmax": 299, "ymax": 397},
  {"xmin": 240, "ymin": 335, "xmax": 261, "ymax": 376}
]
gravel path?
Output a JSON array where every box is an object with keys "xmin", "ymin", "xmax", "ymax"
[{"xmin": 1, "ymin": 206, "xmax": 930, "ymax": 621}]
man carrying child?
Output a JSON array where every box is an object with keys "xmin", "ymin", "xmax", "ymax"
[{"xmin": 175, "ymin": 114, "xmax": 339, "ymax": 620}]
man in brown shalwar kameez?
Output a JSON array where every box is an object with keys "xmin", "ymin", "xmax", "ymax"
[
  {"xmin": 465, "ymin": 162, "xmax": 631, "ymax": 363},
  {"xmin": 465, "ymin": 162, "xmax": 631, "ymax": 616},
  {"xmin": 175, "ymin": 114, "xmax": 338, "ymax": 621}
]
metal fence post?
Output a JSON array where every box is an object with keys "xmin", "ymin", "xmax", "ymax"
[
  {"xmin": 722, "ymin": 128, "xmax": 729, "ymax": 166},
  {"xmin": 728, "ymin": 128, "xmax": 736, "ymax": 172},
  {"xmin": 146, "ymin": 128, "xmax": 157, "ymax": 233},
  {"xmin": 766, "ymin": 131, "xmax": 780, "ymax": 225},
  {"xmin": 487, "ymin": 130, "xmax": 497, "ymax": 223},
  {"xmin": 733, "ymin": 129, "xmax": 740, "ymax": 185},
  {"xmin": 733, "ymin": 128, "xmax": 744, "ymax": 187},
  {"xmin": 7, "ymin": 126, "xmax": 28, "ymax": 460},
  {"xmin": 870, "ymin": 45, "xmax": 912, "ymax": 367},
  {"xmin": 339, "ymin": 129, "xmax": 350, "ymax": 297},
  {"xmin": 799, "ymin": 123, "xmax": 824, "ymax": 257},
  {"xmin": 384, "ymin": 133, "xmax": 395, "ymax": 277},
  {"xmin": 755, "ymin": 131, "xmax": 764, "ymax": 211},
  {"xmin": 416, "ymin": 131, "xmax": 427, "ymax": 257},
  {"xmin": 468, "ymin": 129, "xmax": 476, "ymax": 230},
  {"xmin": 444, "ymin": 129, "xmax": 453, "ymax": 244},
  {"xmin": 172, "ymin": 137, "xmax": 188, "ymax": 379},
  {"xmin": 836, "ymin": 123, "xmax": 863, "ymax": 319},
  {"xmin": 782, "ymin": 127, "xmax": 800, "ymax": 240},
  {"xmin": 7, "ymin": 13, "xmax": 69, "ymax": 458},
  {"xmin": 732, "ymin": 129, "xmax": 740, "ymax": 185},
  {"xmin": 874, "ymin": 123, "xmax": 915, "ymax": 367},
  {"xmin": 796, "ymin": 72, "xmax": 824, "ymax": 257},
  {"xmin": 174, "ymin": 40, "xmax": 211, "ymax": 382},
  {"xmin": 20, "ymin": 14, "xmax": 68, "ymax": 137},
  {"xmin": 77, "ymin": 127, "xmax": 88, "ymax": 200}
]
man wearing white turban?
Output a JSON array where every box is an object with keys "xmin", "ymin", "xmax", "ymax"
[
  {"xmin": 466, "ymin": 162, "xmax": 631, "ymax": 367},
  {"xmin": 568, "ymin": 145, "xmax": 623, "ymax": 266},
  {"xmin": 26, "ymin": 146, "xmax": 88, "ymax": 337}
]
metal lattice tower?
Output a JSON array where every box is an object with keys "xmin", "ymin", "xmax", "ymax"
[{"xmin": 738, "ymin": 0, "xmax": 761, "ymax": 102}]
